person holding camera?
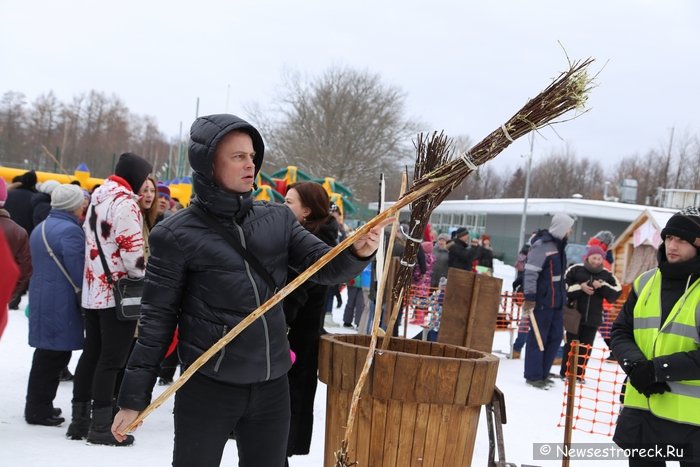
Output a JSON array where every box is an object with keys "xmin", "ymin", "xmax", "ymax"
[{"xmin": 559, "ymin": 245, "xmax": 621, "ymax": 380}]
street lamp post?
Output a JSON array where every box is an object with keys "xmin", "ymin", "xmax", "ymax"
[{"xmin": 517, "ymin": 133, "xmax": 535, "ymax": 254}]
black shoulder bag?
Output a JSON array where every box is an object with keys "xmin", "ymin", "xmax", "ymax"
[
  {"xmin": 189, "ymin": 204, "xmax": 278, "ymax": 293},
  {"xmin": 90, "ymin": 206, "xmax": 144, "ymax": 321}
]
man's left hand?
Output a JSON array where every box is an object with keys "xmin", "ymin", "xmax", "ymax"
[
  {"xmin": 629, "ymin": 360, "xmax": 659, "ymax": 395},
  {"xmin": 351, "ymin": 218, "xmax": 395, "ymax": 258}
]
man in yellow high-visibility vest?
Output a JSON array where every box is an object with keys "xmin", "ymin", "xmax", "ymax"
[{"xmin": 611, "ymin": 206, "xmax": 700, "ymax": 466}]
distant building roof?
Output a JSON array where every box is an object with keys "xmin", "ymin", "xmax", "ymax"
[{"xmin": 373, "ymin": 198, "xmax": 678, "ymax": 223}]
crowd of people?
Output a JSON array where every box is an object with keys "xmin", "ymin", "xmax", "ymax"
[
  {"xmin": 2, "ymin": 113, "xmax": 699, "ymax": 465},
  {"xmin": 0, "ymin": 114, "xmax": 387, "ymax": 467}
]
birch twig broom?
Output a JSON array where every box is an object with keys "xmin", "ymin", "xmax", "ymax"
[{"xmin": 121, "ymin": 57, "xmax": 595, "ymax": 436}]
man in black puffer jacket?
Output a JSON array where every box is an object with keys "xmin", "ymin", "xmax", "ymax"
[{"xmin": 113, "ymin": 114, "xmax": 388, "ymax": 466}]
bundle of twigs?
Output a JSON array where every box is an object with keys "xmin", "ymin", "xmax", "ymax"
[
  {"xmin": 410, "ymin": 57, "xmax": 594, "ymax": 205},
  {"xmin": 334, "ymin": 57, "xmax": 595, "ymax": 466},
  {"xmin": 380, "ymin": 132, "xmax": 452, "ymax": 347},
  {"xmin": 121, "ymin": 57, "xmax": 595, "ymax": 437}
]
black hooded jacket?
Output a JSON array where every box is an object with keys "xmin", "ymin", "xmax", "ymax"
[{"xmin": 118, "ymin": 114, "xmax": 370, "ymax": 411}]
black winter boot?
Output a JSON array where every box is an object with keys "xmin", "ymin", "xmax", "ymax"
[
  {"xmin": 66, "ymin": 402, "xmax": 91, "ymax": 440},
  {"xmin": 25, "ymin": 402, "xmax": 65, "ymax": 426},
  {"xmin": 87, "ymin": 406, "xmax": 134, "ymax": 446}
]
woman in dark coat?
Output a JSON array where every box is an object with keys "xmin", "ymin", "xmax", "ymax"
[
  {"xmin": 560, "ymin": 245, "xmax": 622, "ymax": 379},
  {"xmin": 24, "ymin": 184, "xmax": 86, "ymax": 426},
  {"xmin": 282, "ymin": 181, "xmax": 339, "ymax": 459}
]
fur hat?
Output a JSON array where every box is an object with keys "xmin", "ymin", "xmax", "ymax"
[
  {"xmin": 114, "ymin": 152, "xmax": 153, "ymax": 194},
  {"xmin": 437, "ymin": 233, "xmax": 450, "ymax": 241},
  {"xmin": 661, "ymin": 206, "xmax": 700, "ymax": 248},
  {"xmin": 20, "ymin": 170, "xmax": 37, "ymax": 188},
  {"xmin": 0, "ymin": 178, "xmax": 7, "ymax": 208},
  {"xmin": 51, "ymin": 184, "xmax": 85, "ymax": 212}
]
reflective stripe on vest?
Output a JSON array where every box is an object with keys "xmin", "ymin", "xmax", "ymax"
[{"xmin": 624, "ymin": 269, "xmax": 700, "ymax": 426}]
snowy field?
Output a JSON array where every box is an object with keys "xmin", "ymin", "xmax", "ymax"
[{"xmin": 0, "ymin": 260, "xmax": 629, "ymax": 466}]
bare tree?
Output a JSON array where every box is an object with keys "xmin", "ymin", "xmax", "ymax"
[
  {"xmin": 1, "ymin": 89, "xmax": 171, "ymax": 179},
  {"xmin": 0, "ymin": 91, "xmax": 28, "ymax": 166},
  {"xmin": 249, "ymin": 67, "xmax": 421, "ymax": 202}
]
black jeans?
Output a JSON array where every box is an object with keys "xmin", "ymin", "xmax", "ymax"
[
  {"xmin": 72, "ymin": 308, "xmax": 137, "ymax": 407},
  {"xmin": 25, "ymin": 349, "xmax": 72, "ymax": 416},
  {"xmin": 173, "ymin": 373, "xmax": 290, "ymax": 467},
  {"xmin": 560, "ymin": 324, "xmax": 598, "ymax": 378}
]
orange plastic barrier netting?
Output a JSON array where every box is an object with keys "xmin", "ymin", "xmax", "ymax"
[
  {"xmin": 402, "ymin": 284, "xmax": 443, "ymax": 326},
  {"xmin": 557, "ymin": 343, "xmax": 626, "ymax": 436}
]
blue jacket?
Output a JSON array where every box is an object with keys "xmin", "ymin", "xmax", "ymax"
[
  {"xmin": 28, "ymin": 210, "xmax": 85, "ymax": 351},
  {"xmin": 523, "ymin": 230, "xmax": 567, "ymax": 310}
]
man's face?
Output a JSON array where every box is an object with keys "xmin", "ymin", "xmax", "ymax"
[
  {"xmin": 212, "ymin": 131, "xmax": 256, "ymax": 193},
  {"xmin": 664, "ymin": 235, "xmax": 697, "ymax": 263}
]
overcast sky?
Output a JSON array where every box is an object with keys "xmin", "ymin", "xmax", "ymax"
[{"xmin": 2, "ymin": 0, "xmax": 699, "ymax": 175}]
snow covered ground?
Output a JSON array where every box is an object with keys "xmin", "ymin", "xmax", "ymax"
[{"xmin": 0, "ymin": 260, "xmax": 628, "ymax": 466}]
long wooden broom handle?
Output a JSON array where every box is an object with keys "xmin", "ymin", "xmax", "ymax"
[
  {"xmin": 122, "ymin": 179, "xmax": 439, "ymax": 434},
  {"xmin": 340, "ymin": 174, "xmax": 406, "ymax": 449}
]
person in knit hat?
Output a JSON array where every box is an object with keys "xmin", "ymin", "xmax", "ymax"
[
  {"xmin": 155, "ymin": 183, "xmax": 172, "ymax": 223},
  {"xmin": 4, "ymin": 170, "xmax": 38, "ymax": 235},
  {"xmin": 50, "ymin": 184, "xmax": 86, "ymax": 212},
  {"xmin": 31, "ymin": 179, "xmax": 61, "ymax": 228},
  {"xmin": 521, "ymin": 212, "xmax": 574, "ymax": 389},
  {"xmin": 448, "ymin": 227, "xmax": 473, "ymax": 271},
  {"xmin": 0, "ymin": 178, "xmax": 32, "ymax": 310},
  {"xmin": 66, "ymin": 152, "xmax": 152, "ymax": 446},
  {"xmin": 24, "ymin": 184, "xmax": 86, "ymax": 426},
  {"xmin": 0, "ymin": 178, "xmax": 7, "ymax": 209},
  {"xmin": 611, "ymin": 206, "xmax": 700, "ymax": 462},
  {"xmin": 559, "ymin": 243, "xmax": 621, "ymax": 381},
  {"xmin": 588, "ymin": 230, "xmax": 615, "ymax": 267}
]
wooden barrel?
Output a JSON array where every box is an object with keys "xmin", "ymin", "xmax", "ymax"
[{"xmin": 318, "ymin": 334, "xmax": 500, "ymax": 466}]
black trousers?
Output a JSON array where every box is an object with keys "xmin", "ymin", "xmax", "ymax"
[
  {"xmin": 173, "ymin": 373, "xmax": 290, "ymax": 467},
  {"xmin": 560, "ymin": 324, "xmax": 598, "ymax": 378},
  {"xmin": 25, "ymin": 349, "xmax": 72, "ymax": 416},
  {"xmin": 72, "ymin": 308, "xmax": 137, "ymax": 407}
]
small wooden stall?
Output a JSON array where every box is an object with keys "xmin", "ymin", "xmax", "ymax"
[{"xmin": 610, "ymin": 209, "xmax": 673, "ymax": 285}]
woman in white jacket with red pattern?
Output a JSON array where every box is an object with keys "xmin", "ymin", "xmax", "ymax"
[{"xmin": 66, "ymin": 152, "xmax": 152, "ymax": 446}]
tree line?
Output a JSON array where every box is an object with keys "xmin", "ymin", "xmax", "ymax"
[
  {"xmin": 2, "ymin": 67, "xmax": 699, "ymax": 207},
  {"xmin": 0, "ymin": 90, "xmax": 171, "ymax": 179}
]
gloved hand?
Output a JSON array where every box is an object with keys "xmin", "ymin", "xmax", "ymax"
[
  {"xmin": 629, "ymin": 360, "xmax": 669, "ymax": 396},
  {"xmin": 641, "ymin": 382, "xmax": 670, "ymax": 397},
  {"xmin": 521, "ymin": 300, "xmax": 535, "ymax": 317},
  {"xmin": 336, "ymin": 297, "xmax": 343, "ymax": 308}
]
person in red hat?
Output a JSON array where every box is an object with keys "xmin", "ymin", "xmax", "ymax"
[{"xmin": 560, "ymin": 244, "xmax": 621, "ymax": 380}]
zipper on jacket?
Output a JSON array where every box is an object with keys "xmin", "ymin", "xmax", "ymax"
[
  {"xmin": 233, "ymin": 220, "xmax": 272, "ymax": 381},
  {"xmin": 214, "ymin": 325, "xmax": 228, "ymax": 373}
]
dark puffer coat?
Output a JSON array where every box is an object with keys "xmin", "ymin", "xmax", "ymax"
[
  {"xmin": 118, "ymin": 115, "xmax": 370, "ymax": 411},
  {"xmin": 564, "ymin": 263, "xmax": 621, "ymax": 327},
  {"xmin": 284, "ymin": 217, "xmax": 338, "ymax": 456}
]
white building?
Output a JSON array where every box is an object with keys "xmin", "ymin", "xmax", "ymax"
[{"xmin": 372, "ymin": 198, "xmax": 678, "ymax": 264}]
